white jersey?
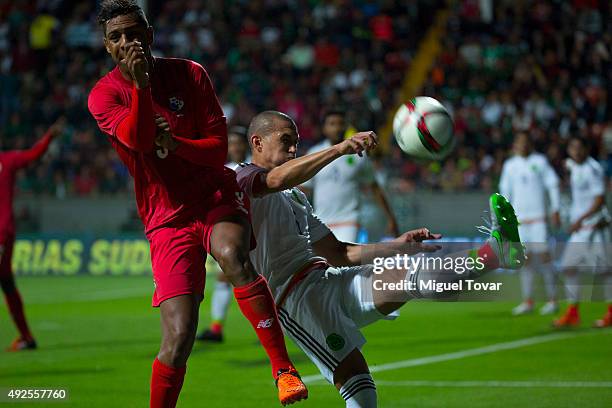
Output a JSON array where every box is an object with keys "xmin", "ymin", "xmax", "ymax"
[
  {"xmin": 303, "ymin": 139, "xmax": 375, "ymax": 225},
  {"xmin": 236, "ymin": 163, "xmax": 332, "ymax": 300},
  {"xmin": 226, "ymin": 161, "xmax": 240, "ymax": 170},
  {"xmin": 566, "ymin": 157, "xmax": 609, "ymax": 226},
  {"xmin": 499, "ymin": 153, "xmax": 560, "ymax": 222}
]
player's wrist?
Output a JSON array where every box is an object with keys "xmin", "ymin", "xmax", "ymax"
[{"xmin": 133, "ymin": 73, "xmax": 150, "ymax": 89}]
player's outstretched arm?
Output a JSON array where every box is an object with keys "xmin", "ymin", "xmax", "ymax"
[
  {"xmin": 256, "ymin": 132, "xmax": 378, "ymax": 197},
  {"xmin": 11, "ymin": 117, "xmax": 64, "ymax": 169},
  {"xmin": 313, "ymin": 228, "xmax": 441, "ymax": 267}
]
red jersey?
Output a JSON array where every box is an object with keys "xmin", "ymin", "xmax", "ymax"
[
  {"xmin": 0, "ymin": 131, "xmax": 53, "ymax": 238},
  {"xmin": 88, "ymin": 57, "xmax": 230, "ymax": 234}
]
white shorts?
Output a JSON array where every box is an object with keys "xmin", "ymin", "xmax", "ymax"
[
  {"xmin": 518, "ymin": 222, "xmax": 549, "ymax": 254},
  {"xmin": 278, "ymin": 265, "xmax": 394, "ymax": 383},
  {"xmin": 328, "ymin": 224, "xmax": 359, "ymax": 242},
  {"xmin": 559, "ymin": 227, "xmax": 612, "ymax": 271}
]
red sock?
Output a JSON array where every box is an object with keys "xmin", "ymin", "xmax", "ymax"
[
  {"xmin": 568, "ymin": 304, "xmax": 579, "ymax": 316},
  {"xmin": 210, "ymin": 321, "xmax": 223, "ymax": 335},
  {"xmin": 607, "ymin": 304, "xmax": 612, "ymax": 315},
  {"xmin": 470, "ymin": 242, "xmax": 499, "ymax": 272},
  {"xmin": 4, "ymin": 290, "xmax": 33, "ymax": 341},
  {"xmin": 233, "ymin": 275, "xmax": 292, "ymax": 378},
  {"xmin": 150, "ymin": 358, "xmax": 186, "ymax": 408}
]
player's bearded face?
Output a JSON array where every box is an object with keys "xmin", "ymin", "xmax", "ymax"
[{"xmin": 103, "ymin": 14, "xmax": 153, "ymax": 64}]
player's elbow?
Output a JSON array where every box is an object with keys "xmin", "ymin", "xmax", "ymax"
[{"xmin": 265, "ymin": 170, "xmax": 289, "ymax": 191}]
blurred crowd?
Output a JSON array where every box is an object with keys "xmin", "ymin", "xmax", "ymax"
[
  {"xmin": 384, "ymin": 0, "xmax": 611, "ymax": 193},
  {"xmin": 0, "ymin": 0, "xmax": 610, "ymax": 199},
  {"xmin": 0, "ymin": 0, "xmax": 439, "ymax": 196}
]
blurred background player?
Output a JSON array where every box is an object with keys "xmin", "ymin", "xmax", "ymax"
[
  {"xmin": 1, "ymin": 118, "xmax": 64, "ymax": 351},
  {"xmin": 236, "ymin": 110, "xmax": 525, "ymax": 408},
  {"xmin": 87, "ymin": 1, "xmax": 306, "ymax": 406},
  {"xmin": 302, "ymin": 110, "xmax": 398, "ymax": 242},
  {"xmin": 499, "ymin": 132, "xmax": 561, "ymax": 315},
  {"xmin": 554, "ymin": 137, "xmax": 612, "ymax": 328},
  {"xmin": 197, "ymin": 125, "xmax": 250, "ymax": 342}
]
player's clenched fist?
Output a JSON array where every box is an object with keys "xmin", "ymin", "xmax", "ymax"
[
  {"xmin": 121, "ymin": 40, "xmax": 149, "ymax": 88},
  {"xmin": 334, "ymin": 131, "xmax": 378, "ymax": 157}
]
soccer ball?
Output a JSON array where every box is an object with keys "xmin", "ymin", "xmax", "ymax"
[{"xmin": 393, "ymin": 96, "xmax": 455, "ymax": 160}]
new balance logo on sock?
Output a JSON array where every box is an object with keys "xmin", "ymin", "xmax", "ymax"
[{"xmin": 257, "ymin": 318, "xmax": 274, "ymax": 329}]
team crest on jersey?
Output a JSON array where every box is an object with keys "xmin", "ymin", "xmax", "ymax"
[{"xmin": 168, "ymin": 97, "xmax": 184, "ymax": 112}]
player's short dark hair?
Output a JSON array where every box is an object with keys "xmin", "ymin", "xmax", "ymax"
[
  {"xmin": 322, "ymin": 109, "xmax": 346, "ymax": 124},
  {"xmin": 247, "ymin": 111, "xmax": 296, "ymax": 146},
  {"xmin": 97, "ymin": 0, "xmax": 148, "ymax": 34}
]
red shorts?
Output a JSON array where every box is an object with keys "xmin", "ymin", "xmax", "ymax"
[
  {"xmin": 0, "ymin": 235, "xmax": 15, "ymax": 279},
  {"xmin": 147, "ymin": 178, "xmax": 255, "ymax": 307}
]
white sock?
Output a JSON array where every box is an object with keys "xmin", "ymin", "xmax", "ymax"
[
  {"xmin": 211, "ymin": 280, "xmax": 232, "ymax": 322},
  {"xmin": 520, "ymin": 266, "xmax": 534, "ymax": 301},
  {"xmin": 541, "ymin": 263, "xmax": 557, "ymax": 301},
  {"xmin": 339, "ymin": 374, "xmax": 377, "ymax": 408},
  {"xmin": 564, "ymin": 274, "xmax": 580, "ymax": 304}
]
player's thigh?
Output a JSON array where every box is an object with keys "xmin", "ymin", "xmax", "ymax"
[
  {"xmin": 279, "ymin": 276, "xmax": 366, "ymax": 384},
  {"xmin": 147, "ymin": 225, "xmax": 207, "ymax": 307},
  {"xmin": 333, "ymin": 265, "xmax": 399, "ymax": 328},
  {"xmin": 202, "ymin": 169, "xmax": 255, "ymax": 255}
]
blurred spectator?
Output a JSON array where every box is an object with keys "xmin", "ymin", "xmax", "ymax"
[{"xmin": 0, "ymin": 0, "xmax": 608, "ymax": 197}]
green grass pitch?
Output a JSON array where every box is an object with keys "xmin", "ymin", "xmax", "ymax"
[{"xmin": 1, "ymin": 275, "xmax": 610, "ymax": 407}]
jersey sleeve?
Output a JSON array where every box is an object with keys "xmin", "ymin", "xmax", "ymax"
[
  {"xmin": 7, "ymin": 130, "xmax": 53, "ymax": 169},
  {"xmin": 303, "ymin": 192, "xmax": 332, "ymax": 243},
  {"xmin": 87, "ymin": 81, "xmax": 156, "ymax": 152},
  {"xmin": 172, "ymin": 62, "xmax": 227, "ymax": 168},
  {"xmin": 235, "ymin": 164, "xmax": 267, "ymax": 198}
]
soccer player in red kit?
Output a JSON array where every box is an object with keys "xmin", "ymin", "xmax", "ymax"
[
  {"xmin": 87, "ymin": 1, "xmax": 307, "ymax": 407},
  {"xmin": 1, "ymin": 119, "xmax": 63, "ymax": 351}
]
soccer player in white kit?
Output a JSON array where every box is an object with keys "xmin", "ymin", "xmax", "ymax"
[
  {"xmin": 236, "ymin": 111, "xmax": 526, "ymax": 407},
  {"xmin": 302, "ymin": 110, "xmax": 398, "ymax": 242},
  {"xmin": 553, "ymin": 137, "xmax": 612, "ymax": 328},
  {"xmin": 197, "ymin": 126, "xmax": 251, "ymax": 342},
  {"xmin": 499, "ymin": 132, "xmax": 561, "ymax": 315}
]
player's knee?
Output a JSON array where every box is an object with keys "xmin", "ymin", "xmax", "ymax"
[
  {"xmin": 0, "ymin": 277, "xmax": 16, "ymax": 294},
  {"xmin": 216, "ymin": 244, "xmax": 252, "ymax": 283},
  {"xmin": 333, "ymin": 349, "xmax": 370, "ymax": 390}
]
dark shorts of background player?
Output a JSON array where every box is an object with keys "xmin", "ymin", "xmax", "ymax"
[
  {"xmin": 0, "ymin": 233, "xmax": 15, "ymax": 279},
  {"xmin": 147, "ymin": 179, "xmax": 256, "ymax": 307}
]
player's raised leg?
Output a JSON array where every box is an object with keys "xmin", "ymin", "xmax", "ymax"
[
  {"xmin": 210, "ymin": 216, "xmax": 307, "ymax": 405},
  {"xmin": 374, "ymin": 193, "xmax": 525, "ymax": 312}
]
